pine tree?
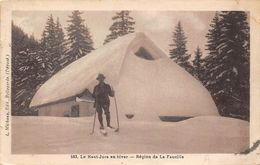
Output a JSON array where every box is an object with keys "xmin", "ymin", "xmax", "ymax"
[
  {"xmin": 41, "ymin": 14, "xmax": 56, "ymax": 50},
  {"xmin": 40, "ymin": 14, "xmax": 58, "ymax": 75},
  {"xmin": 64, "ymin": 10, "xmax": 94, "ymax": 66},
  {"xmin": 54, "ymin": 17, "xmax": 67, "ymax": 71},
  {"xmin": 192, "ymin": 46, "xmax": 204, "ymax": 81},
  {"xmin": 202, "ymin": 13, "xmax": 223, "ymax": 116},
  {"xmin": 40, "ymin": 15, "xmax": 67, "ymax": 75},
  {"xmin": 169, "ymin": 21, "xmax": 193, "ymax": 73},
  {"xmin": 204, "ymin": 11, "xmax": 249, "ymax": 120},
  {"xmin": 13, "ymin": 49, "xmax": 47, "ymax": 115},
  {"xmin": 104, "ymin": 11, "xmax": 135, "ymax": 44},
  {"xmin": 202, "ymin": 13, "xmax": 222, "ymax": 88},
  {"xmin": 12, "ymin": 23, "xmax": 40, "ymax": 115}
]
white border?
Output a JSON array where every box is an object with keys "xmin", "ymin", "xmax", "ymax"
[{"xmin": 1, "ymin": 0, "xmax": 260, "ymax": 164}]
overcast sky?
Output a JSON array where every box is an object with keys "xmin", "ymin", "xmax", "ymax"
[{"xmin": 12, "ymin": 11, "xmax": 215, "ymax": 58}]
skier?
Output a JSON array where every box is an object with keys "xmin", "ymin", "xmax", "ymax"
[{"xmin": 92, "ymin": 73, "xmax": 115, "ymax": 130}]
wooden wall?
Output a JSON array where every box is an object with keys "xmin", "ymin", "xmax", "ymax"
[{"xmin": 37, "ymin": 100, "xmax": 95, "ymax": 117}]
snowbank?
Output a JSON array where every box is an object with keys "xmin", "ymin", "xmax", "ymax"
[
  {"xmin": 30, "ymin": 32, "xmax": 218, "ymax": 119},
  {"xmin": 12, "ymin": 116, "xmax": 249, "ymax": 154}
]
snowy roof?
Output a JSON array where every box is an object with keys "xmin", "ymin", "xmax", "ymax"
[
  {"xmin": 30, "ymin": 32, "xmax": 219, "ymax": 117},
  {"xmin": 30, "ymin": 33, "xmax": 166, "ymax": 107}
]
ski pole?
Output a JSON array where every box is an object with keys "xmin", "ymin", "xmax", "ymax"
[
  {"xmin": 114, "ymin": 94, "xmax": 120, "ymax": 132},
  {"xmin": 90, "ymin": 110, "xmax": 97, "ymax": 135}
]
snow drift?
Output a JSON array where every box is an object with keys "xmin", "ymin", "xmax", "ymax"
[
  {"xmin": 30, "ymin": 32, "xmax": 218, "ymax": 119},
  {"xmin": 12, "ymin": 116, "xmax": 249, "ymax": 154}
]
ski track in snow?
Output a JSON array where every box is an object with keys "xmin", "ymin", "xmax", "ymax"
[{"xmin": 12, "ymin": 116, "xmax": 249, "ymax": 154}]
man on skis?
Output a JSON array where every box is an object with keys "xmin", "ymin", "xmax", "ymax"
[{"xmin": 92, "ymin": 73, "xmax": 115, "ymax": 130}]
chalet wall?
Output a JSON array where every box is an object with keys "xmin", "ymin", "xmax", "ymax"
[
  {"xmin": 79, "ymin": 102, "xmax": 95, "ymax": 116},
  {"xmin": 37, "ymin": 100, "xmax": 95, "ymax": 117}
]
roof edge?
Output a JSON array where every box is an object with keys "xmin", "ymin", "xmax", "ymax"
[{"xmin": 30, "ymin": 89, "xmax": 92, "ymax": 109}]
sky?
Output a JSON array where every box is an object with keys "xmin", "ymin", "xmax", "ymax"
[{"xmin": 12, "ymin": 11, "xmax": 215, "ymax": 59}]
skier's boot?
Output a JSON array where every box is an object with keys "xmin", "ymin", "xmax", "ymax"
[
  {"xmin": 107, "ymin": 125, "xmax": 114, "ymax": 129},
  {"xmin": 100, "ymin": 125, "xmax": 107, "ymax": 136}
]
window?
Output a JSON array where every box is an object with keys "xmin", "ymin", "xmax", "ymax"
[{"xmin": 135, "ymin": 47, "xmax": 154, "ymax": 60}]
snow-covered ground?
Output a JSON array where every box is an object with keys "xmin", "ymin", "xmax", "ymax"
[{"xmin": 12, "ymin": 116, "xmax": 249, "ymax": 154}]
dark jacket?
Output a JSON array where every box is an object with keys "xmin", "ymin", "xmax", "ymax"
[{"xmin": 92, "ymin": 83, "xmax": 114, "ymax": 107}]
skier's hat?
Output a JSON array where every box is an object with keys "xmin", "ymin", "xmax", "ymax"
[{"xmin": 96, "ymin": 73, "xmax": 106, "ymax": 80}]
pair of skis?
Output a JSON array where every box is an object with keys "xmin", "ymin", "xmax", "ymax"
[
  {"xmin": 89, "ymin": 111, "xmax": 109, "ymax": 136},
  {"xmin": 89, "ymin": 112, "xmax": 118, "ymax": 136},
  {"xmin": 99, "ymin": 127, "xmax": 115, "ymax": 136},
  {"xmin": 90, "ymin": 94, "xmax": 120, "ymax": 136}
]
